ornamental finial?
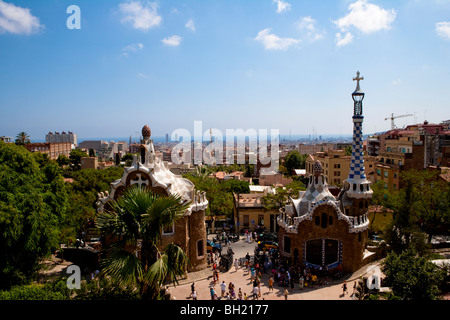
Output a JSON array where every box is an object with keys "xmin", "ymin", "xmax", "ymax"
[{"xmin": 353, "ymin": 71, "xmax": 364, "ymax": 93}]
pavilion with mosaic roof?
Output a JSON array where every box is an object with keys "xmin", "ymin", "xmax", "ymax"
[
  {"xmin": 96, "ymin": 125, "xmax": 209, "ymax": 272},
  {"xmin": 277, "ymin": 72, "xmax": 374, "ymax": 273}
]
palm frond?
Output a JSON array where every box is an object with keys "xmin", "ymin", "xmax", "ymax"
[
  {"xmin": 100, "ymin": 248, "xmax": 144, "ymax": 286},
  {"xmin": 141, "ymin": 194, "xmax": 189, "ymax": 243}
]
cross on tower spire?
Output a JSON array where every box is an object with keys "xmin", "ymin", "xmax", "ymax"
[{"xmin": 353, "ymin": 71, "xmax": 364, "ymax": 92}]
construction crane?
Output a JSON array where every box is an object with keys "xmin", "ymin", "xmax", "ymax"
[{"xmin": 385, "ymin": 113, "xmax": 413, "ymax": 130}]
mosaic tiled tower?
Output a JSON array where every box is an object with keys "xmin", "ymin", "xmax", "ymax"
[{"xmin": 345, "ymin": 72, "xmax": 373, "ymax": 199}]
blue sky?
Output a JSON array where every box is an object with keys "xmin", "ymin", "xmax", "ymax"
[{"xmin": 0, "ymin": 0, "xmax": 449, "ymax": 141}]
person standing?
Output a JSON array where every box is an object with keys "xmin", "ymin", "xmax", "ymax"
[
  {"xmin": 284, "ymin": 288, "xmax": 289, "ymax": 300},
  {"xmin": 299, "ymin": 276, "xmax": 304, "ymax": 290},
  {"xmin": 210, "ymin": 287, "xmax": 215, "ymax": 300},
  {"xmin": 268, "ymin": 276, "xmax": 274, "ymax": 292},
  {"xmin": 220, "ymin": 281, "xmax": 227, "ymax": 297}
]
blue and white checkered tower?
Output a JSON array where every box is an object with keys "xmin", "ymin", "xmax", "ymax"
[{"xmin": 345, "ymin": 71, "xmax": 373, "ymax": 199}]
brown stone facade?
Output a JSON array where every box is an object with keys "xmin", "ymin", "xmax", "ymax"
[{"xmin": 278, "ymin": 203, "xmax": 367, "ymax": 273}]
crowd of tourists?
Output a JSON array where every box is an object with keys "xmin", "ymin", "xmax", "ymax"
[{"xmin": 196, "ymin": 243, "xmax": 343, "ymax": 300}]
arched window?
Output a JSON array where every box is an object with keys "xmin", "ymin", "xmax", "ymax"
[{"xmin": 321, "ymin": 213, "xmax": 328, "ymax": 229}]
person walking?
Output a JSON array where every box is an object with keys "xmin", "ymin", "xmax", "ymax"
[
  {"xmin": 191, "ymin": 290, "xmax": 197, "ymax": 300},
  {"xmin": 252, "ymin": 285, "xmax": 259, "ymax": 300},
  {"xmin": 268, "ymin": 276, "xmax": 274, "ymax": 292},
  {"xmin": 284, "ymin": 288, "xmax": 289, "ymax": 300},
  {"xmin": 234, "ymin": 258, "xmax": 239, "ymax": 271},
  {"xmin": 342, "ymin": 280, "xmax": 348, "ymax": 296}
]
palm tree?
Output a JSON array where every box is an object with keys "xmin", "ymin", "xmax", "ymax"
[
  {"xmin": 15, "ymin": 132, "xmax": 30, "ymax": 145},
  {"xmin": 96, "ymin": 185, "xmax": 190, "ymax": 299}
]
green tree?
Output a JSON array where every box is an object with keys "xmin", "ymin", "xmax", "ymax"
[
  {"xmin": 381, "ymin": 249, "xmax": 446, "ymax": 300},
  {"xmin": 410, "ymin": 170, "xmax": 450, "ymax": 244},
  {"xmin": 262, "ymin": 180, "xmax": 306, "ymax": 210},
  {"xmin": 222, "ymin": 179, "xmax": 250, "ymax": 230},
  {"xmin": 69, "ymin": 149, "xmax": 89, "ymax": 170},
  {"xmin": 64, "ymin": 167, "xmax": 124, "ymax": 237},
  {"xmin": 95, "ymin": 186, "xmax": 189, "ymax": 299},
  {"xmin": 284, "ymin": 150, "xmax": 302, "ymax": 175},
  {"xmin": 345, "ymin": 145, "xmax": 352, "ymax": 156},
  {"xmin": 369, "ymin": 180, "xmax": 389, "ymax": 233},
  {"xmin": 56, "ymin": 154, "xmax": 70, "ymax": 167},
  {"xmin": 14, "ymin": 132, "xmax": 30, "ymax": 145},
  {"xmin": 183, "ymin": 172, "xmax": 234, "ymax": 233},
  {"xmin": 383, "ymin": 169, "xmax": 450, "ymax": 254},
  {"xmin": 0, "ymin": 143, "xmax": 69, "ymax": 289}
]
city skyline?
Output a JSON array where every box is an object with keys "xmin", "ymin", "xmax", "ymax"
[{"xmin": 1, "ymin": 0, "xmax": 449, "ymax": 141}]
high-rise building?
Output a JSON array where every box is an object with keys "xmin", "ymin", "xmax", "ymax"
[{"xmin": 46, "ymin": 131, "xmax": 78, "ymax": 146}]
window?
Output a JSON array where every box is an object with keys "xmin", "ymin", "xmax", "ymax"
[
  {"xmin": 258, "ymin": 215, "xmax": 264, "ymax": 226},
  {"xmin": 384, "ymin": 171, "xmax": 388, "ymax": 178},
  {"xmin": 197, "ymin": 240, "xmax": 204, "ymax": 258},
  {"xmin": 321, "ymin": 213, "xmax": 327, "ymax": 229},
  {"xmin": 163, "ymin": 223, "xmax": 174, "ymax": 235},
  {"xmin": 284, "ymin": 236, "xmax": 291, "ymax": 254},
  {"xmin": 243, "ymin": 215, "xmax": 249, "ymax": 227},
  {"xmin": 315, "ymin": 216, "xmax": 320, "ymax": 226},
  {"xmin": 306, "ymin": 239, "xmax": 340, "ymax": 267},
  {"xmin": 306, "ymin": 239, "xmax": 322, "ymax": 266},
  {"xmin": 324, "ymin": 240, "xmax": 339, "ymax": 265}
]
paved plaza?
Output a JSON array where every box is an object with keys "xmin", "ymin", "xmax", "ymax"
[{"xmin": 168, "ymin": 234, "xmax": 381, "ymax": 301}]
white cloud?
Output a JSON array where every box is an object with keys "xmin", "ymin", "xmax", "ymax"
[
  {"xmin": 436, "ymin": 21, "xmax": 450, "ymax": 40},
  {"xmin": 273, "ymin": 0, "xmax": 291, "ymax": 13},
  {"xmin": 336, "ymin": 32, "xmax": 354, "ymax": 46},
  {"xmin": 391, "ymin": 79, "xmax": 402, "ymax": 86},
  {"xmin": 0, "ymin": 0, "xmax": 44, "ymax": 34},
  {"xmin": 333, "ymin": 0, "xmax": 396, "ymax": 46},
  {"xmin": 297, "ymin": 16, "xmax": 324, "ymax": 42},
  {"xmin": 162, "ymin": 35, "xmax": 182, "ymax": 46},
  {"xmin": 122, "ymin": 43, "xmax": 144, "ymax": 56},
  {"xmin": 185, "ymin": 19, "xmax": 195, "ymax": 31},
  {"xmin": 119, "ymin": 1, "xmax": 162, "ymax": 31},
  {"xmin": 255, "ymin": 28, "xmax": 300, "ymax": 50},
  {"xmin": 334, "ymin": 0, "xmax": 396, "ymax": 33}
]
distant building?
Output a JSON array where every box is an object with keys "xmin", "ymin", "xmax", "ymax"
[
  {"xmin": 298, "ymin": 143, "xmax": 334, "ymax": 155},
  {"xmin": 81, "ymin": 157, "xmax": 98, "ymax": 170},
  {"xmin": 374, "ymin": 121, "xmax": 450, "ymax": 190},
  {"xmin": 233, "ymin": 193, "xmax": 279, "ymax": 233},
  {"xmin": 25, "ymin": 142, "xmax": 72, "ymax": 160},
  {"xmin": 306, "ymin": 150, "xmax": 376, "ymax": 186},
  {"xmin": 46, "ymin": 131, "xmax": 78, "ymax": 146},
  {"xmin": 259, "ymin": 172, "xmax": 293, "ymax": 187},
  {"xmin": 79, "ymin": 140, "xmax": 105, "ymax": 152},
  {"xmin": 0, "ymin": 136, "xmax": 13, "ymax": 143}
]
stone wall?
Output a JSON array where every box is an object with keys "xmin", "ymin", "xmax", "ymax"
[{"xmin": 278, "ymin": 204, "xmax": 367, "ymax": 273}]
